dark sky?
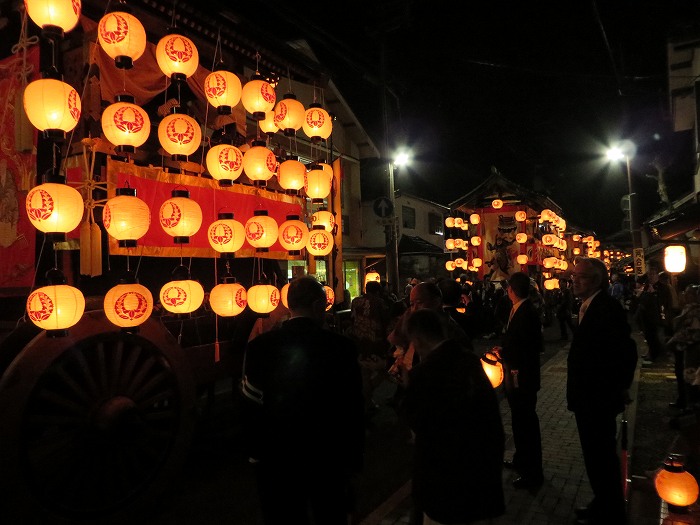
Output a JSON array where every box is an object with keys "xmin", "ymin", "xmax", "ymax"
[{"xmin": 256, "ymin": 0, "xmax": 700, "ymax": 238}]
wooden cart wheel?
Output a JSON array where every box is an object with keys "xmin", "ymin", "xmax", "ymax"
[{"xmin": 0, "ymin": 311, "xmax": 196, "ymax": 523}]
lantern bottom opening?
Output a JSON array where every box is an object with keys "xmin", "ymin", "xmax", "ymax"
[
  {"xmin": 118, "ymin": 240, "xmax": 138, "ymax": 248},
  {"xmin": 218, "ymin": 179, "xmax": 233, "ymax": 187},
  {"xmin": 47, "ymin": 329, "xmax": 69, "ymax": 338},
  {"xmin": 217, "ymin": 106, "xmax": 232, "ymax": 115},
  {"xmin": 114, "ymin": 56, "xmax": 134, "ymax": 70},
  {"xmin": 173, "ymin": 236, "xmax": 190, "ymax": 244}
]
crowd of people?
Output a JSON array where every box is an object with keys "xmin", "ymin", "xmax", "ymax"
[{"xmin": 237, "ymin": 259, "xmax": 700, "ymax": 525}]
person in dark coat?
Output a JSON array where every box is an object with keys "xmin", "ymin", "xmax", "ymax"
[
  {"xmin": 402, "ymin": 308, "xmax": 505, "ymax": 525},
  {"xmin": 567, "ymin": 258, "xmax": 637, "ymax": 525},
  {"xmin": 241, "ymin": 275, "xmax": 365, "ymax": 525},
  {"xmin": 499, "ymin": 271, "xmax": 544, "ymax": 489}
]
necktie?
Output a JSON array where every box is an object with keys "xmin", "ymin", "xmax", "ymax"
[
  {"xmin": 507, "ymin": 307, "xmax": 515, "ymax": 328},
  {"xmin": 579, "ymin": 303, "xmax": 588, "ymax": 324}
]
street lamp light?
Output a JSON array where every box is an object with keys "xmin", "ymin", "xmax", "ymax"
[{"xmin": 606, "ymin": 144, "xmax": 642, "ymax": 275}]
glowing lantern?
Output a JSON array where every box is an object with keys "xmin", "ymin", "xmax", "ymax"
[
  {"xmin": 573, "ymin": 247, "xmax": 581, "ymax": 255},
  {"xmin": 25, "ymin": 0, "xmax": 80, "ymax": 36},
  {"xmin": 97, "ymin": 11, "xmax": 146, "ymax": 69},
  {"xmin": 445, "ymin": 238, "xmax": 455, "ymax": 250},
  {"xmin": 103, "ymin": 186, "xmax": 150, "ymax": 247},
  {"xmin": 155, "ymin": 33, "xmax": 199, "ymax": 80},
  {"xmin": 278, "ymin": 155, "xmax": 306, "ymax": 194},
  {"xmin": 543, "ymin": 257, "xmax": 557, "ymax": 269},
  {"xmin": 104, "ymin": 280, "xmax": 153, "ymax": 329},
  {"xmin": 472, "ymin": 258, "xmax": 483, "ymax": 268},
  {"xmin": 322, "ymin": 285, "xmax": 335, "ymax": 311},
  {"xmin": 492, "ymin": 199, "xmax": 503, "ymax": 209},
  {"xmin": 517, "ymin": 254, "xmax": 528, "ymax": 265},
  {"xmin": 481, "ymin": 351, "xmax": 503, "ymax": 388},
  {"xmin": 206, "ymin": 144, "xmax": 244, "ymax": 186},
  {"xmin": 26, "ymin": 182, "xmax": 83, "ymax": 236},
  {"xmin": 302, "ymin": 103, "xmax": 332, "ymax": 142},
  {"xmin": 209, "ymin": 279, "xmax": 247, "ymax": 317},
  {"xmin": 245, "ymin": 210, "xmax": 278, "ymax": 251},
  {"xmin": 24, "ymin": 78, "xmax": 81, "ymax": 139},
  {"xmin": 655, "ymin": 454, "xmax": 699, "ymax": 508},
  {"xmin": 516, "ymin": 233, "xmax": 527, "ymax": 244},
  {"xmin": 665, "ymin": 245, "xmax": 687, "ymax": 274},
  {"xmin": 307, "ymin": 225, "xmax": 334, "ymax": 257},
  {"xmin": 544, "ymin": 279, "xmax": 558, "ymax": 290},
  {"xmin": 101, "ymin": 95, "xmax": 151, "ymax": 152},
  {"xmin": 453, "ymin": 238, "xmax": 463, "ymax": 249},
  {"xmin": 470, "ymin": 236, "xmax": 481, "ymax": 246},
  {"xmin": 159, "ymin": 189, "xmax": 203, "ymax": 243},
  {"xmin": 454, "ymin": 217, "xmax": 464, "ymax": 228},
  {"xmin": 305, "ymin": 163, "xmax": 333, "ymax": 203},
  {"xmin": 158, "ymin": 112, "xmax": 202, "ymax": 159},
  {"xmin": 247, "ymin": 283, "xmax": 280, "ymax": 314},
  {"xmin": 445, "ymin": 217, "xmax": 455, "ymax": 228},
  {"xmin": 542, "ymin": 234, "xmax": 556, "ymax": 246},
  {"xmin": 241, "ymin": 74, "xmax": 276, "ymax": 120},
  {"xmin": 208, "ymin": 212, "xmax": 245, "ymax": 257},
  {"xmin": 242, "ymin": 141, "xmax": 277, "ymax": 186},
  {"xmin": 258, "ymin": 110, "xmax": 278, "ymax": 136},
  {"xmin": 159, "ymin": 277, "xmax": 204, "ymax": 314},
  {"xmin": 469, "ymin": 213, "xmax": 481, "ymax": 225},
  {"xmin": 445, "ymin": 260, "xmax": 456, "ymax": 272},
  {"xmin": 26, "ymin": 270, "xmax": 84, "ymax": 336},
  {"xmin": 515, "ymin": 210, "xmax": 527, "ymax": 222},
  {"xmin": 280, "ymin": 282, "xmax": 290, "ymax": 308},
  {"xmin": 204, "ymin": 69, "xmax": 242, "ymax": 115},
  {"xmin": 364, "ymin": 271, "xmax": 381, "ymax": 286},
  {"xmin": 278, "ymin": 215, "xmax": 309, "ymax": 255},
  {"xmin": 274, "ymin": 93, "xmax": 305, "ymax": 136},
  {"xmin": 572, "ymin": 234, "xmax": 582, "ymax": 242},
  {"xmin": 454, "ymin": 258, "xmax": 465, "ymax": 267},
  {"xmin": 311, "ymin": 209, "xmax": 335, "ymax": 232}
]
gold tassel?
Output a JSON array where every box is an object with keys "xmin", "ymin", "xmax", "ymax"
[
  {"xmin": 80, "ymin": 221, "xmax": 92, "ymax": 276},
  {"xmin": 90, "ymin": 221, "xmax": 102, "ymax": 277}
]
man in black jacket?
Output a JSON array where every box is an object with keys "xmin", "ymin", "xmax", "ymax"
[
  {"xmin": 499, "ymin": 271, "xmax": 544, "ymax": 489},
  {"xmin": 568, "ymin": 258, "xmax": 637, "ymax": 525},
  {"xmin": 241, "ymin": 276, "xmax": 365, "ymax": 525}
]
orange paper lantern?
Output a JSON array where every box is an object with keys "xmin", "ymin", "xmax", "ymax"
[
  {"xmin": 274, "ymin": 93, "xmax": 305, "ymax": 136},
  {"xmin": 306, "ymin": 225, "xmax": 333, "ymax": 257},
  {"xmin": 209, "ymin": 280, "xmax": 247, "ymax": 317},
  {"xmin": 159, "ymin": 278, "xmax": 204, "ymax": 314},
  {"xmin": 245, "ymin": 210, "xmax": 278, "ymax": 252},
  {"xmin": 24, "ymin": 78, "xmax": 81, "ymax": 139},
  {"xmin": 206, "ymin": 144, "xmax": 244, "ymax": 186},
  {"xmin": 305, "ymin": 163, "xmax": 332, "ymax": 203},
  {"xmin": 242, "ymin": 141, "xmax": 277, "ymax": 186},
  {"xmin": 101, "ymin": 96, "xmax": 151, "ymax": 152},
  {"xmin": 302, "ymin": 103, "xmax": 332, "ymax": 142},
  {"xmin": 97, "ymin": 11, "xmax": 146, "ymax": 68},
  {"xmin": 204, "ymin": 69, "xmax": 242, "ymax": 115},
  {"xmin": 104, "ymin": 281, "xmax": 153, "ymax": 329},
  {"xmin": 278, "ymin": 155, "xmax": 306, "ymax": 194},
  {"xmin": 26, "ymin": 182, "xmax": 83, "ymax": 235},
  {"xmin": 208, "ymin": 212, "xmax": 245, "ymax": 257},
  {"xmin": 241, "ymin": 74, "xmax": 276, "ymax": 120},
  {"xmin": 159, "ymin": 189, "xmax": 203, "ymax": 243},
  {"xmin": 103, "ymin": 186, "xmax": 150, "ymax": 247},
  {"xmin": 25, "ymin": 0, "xmax": 80, "ymax": 36},
  {"xmin": 278, "ymin": 215, "xmax": 309, "ymax": 255},
  {"xmin": 156, "ymin": 33, "xmax": 199, "ymax": 80},
  {"xmin": 247, "ymin": 283, "xmax": 280, "ymax": 314},
  {"xmin": 158, "ymin": 112, "xmax": 202, "ymax": 159}
]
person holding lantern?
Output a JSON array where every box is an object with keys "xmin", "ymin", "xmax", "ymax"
[
  {"xmin": 498, "ymin": 271, "xmax": 545, "ymax": 489},
  {"xmin": 240, "ymin": 276, "xmax": 365, "ymax": 525},
  {"xmin": 567, "ymin": 257, "xmax": 637, "ymax": 525}
]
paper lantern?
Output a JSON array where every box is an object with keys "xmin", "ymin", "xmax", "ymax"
[
  {"xmin": 470, "ymin": 236, "xmax": 481, "ymax": 246},
  {"xmin": 26, "ymin": 182, "xmax": 83, "ymax": 235},
  {"xmin": 516, "ymin": 233, "xmax": 527, "ymax": 244},
  {"xmin": 364, "ymin": 271, "xmax": 381, "ymax": 286},
  {"xmin": 27, "ymin": 270, "xmax": 85, "ymax": 336},
  {"xmin": 454, "ymin": 217, "xmax": 464, "ymax": 228},
  {"xmin": 104, "ymin": 281, "xmax": 153, "ymax": 329},
  {"xmin": 492, "ymin": 199, "xmax": 503, "ymax": 209},
  {"xmin": 156, "ymin": 33, "xmax": 199, "ymax": 80},
  {"xmin": 159, "ymin": 278, "xmax": 204, "ymax": 314},
  {"xmin": 24, "ymin": 78, "xmax": 81, "ymax": 139},
  {"xmin": 573, "ymin": 247, "xmax": 581, "ymax": 255},
  {"xmin": 665, "ymin": 245, "xmax": 687, "ymax": 274},
  {"xmin": 307, "ymin": 225, "xmax": 333, "ymax": 257},
  {"xmin": 517, "ymin": 254, "xmax": 528, "ymax": 265},
  {"xmin": 515, "ymin": 210, "xmax": 527, "ymax": 222},
  {"xmin": 323, "ymin": 285, "xmax": 334, "ymax": 311},
  {"xmin": 655, "ymin": 455, "xmax": 699, "ymax": 508},
  {"xmin": 445, "ymin": 260, "xmax": 456, "ymax": 272},
  {"xmin": 158, "ymin": 112, "xmax": 202, "ymax": 159},
  {"xmin": 445, "ymin": 238, "xmax": 455, "ymax": 250},
  {"xmin": 245, "ymin": 210, "xmax": 278, "ymax": 251},
  {"xmin": 247, "ymin": 284, "xmax": 280, "ymax": 314},
  {"xmin": 305, "ymin": 163, "xmax": 333, "ymax": 203},
  {"xmin": 302, "ymin": 103, "xmax": 332, "ymax": 142},
  {"xmin": 208, "ymin": 212, "xmax": 245, "ymax": 257},
  {"xmin": 206, "ymin": 144, "xmax": 244, "ymax": 186},
  {"xmin": 454, "ymin": 257, "xmax": 465, "ymax": 267},
  {"xmin": 469, "ymin": 213, "xmax": 480, "ymax": 225},
  {"xmin": 278, "ymin": 155, "xmax": 306, "ymax": 194},
  {"xmin": 445, "ymin": 217, "xmax": 455, "ymax": 228},
  {"xmin": 97, "ymin": 11, "xmax": 146, "ymax": 69},
  {"xmin": 241, "ymin": 74, "xmax": 276, "ymax": 120},
  {"xmin": 278, "ymin": 215, "xmax": 309, "ymax": 255},
  {"xmin": 472, "ymin": 258, "xmax": 483, "ymax": 268},
  {"xmin": 25, "ymin": 0, "xmax": 80, "ymax": 36},
  {"xmin": 542, "ymin": 234, "xmax": 556, "ymax": 246},
  {"xmin": 103, "ymin": 187, "xmax": 150, "ymax": 247},
  {"xmin": 209, "ymin": 280, "xmax": 247, "ymax": 317},
  {"xmin": 543, "ymin": 278, "xmax": 558, "ymax": 290},
  {"xmin": 159, "ymin": 189, "xmax": 203, "ymax": 243},
  {"xmin": 204, "ymin": 69, "xmax": 242, "ymax": 115},
  {"xmin": 101, "ymin": 96, "xmax": 151, "ymax": 152},
  {"xmin": 311, "ymin": 209, "xmax": 335, "ymax": 232},
  {"xmin": 242, "ymin": 142, "xmax": 277, "ymax": 185},
  {"xmin": 258, "ymin": 110, "xmax": 278, "ymax": 136},
  {"xmin": 481, "ymin": 351, "xmax": 503, "ymax": 388},
  {"xmin": 274, "ymin": 93, "xmax": 305, "ymax": 136},
  {"xmin": 280, "ymin": 282, "xmax": 290, "ymax": 308}
]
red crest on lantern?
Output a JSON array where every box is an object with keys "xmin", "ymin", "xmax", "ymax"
[
  {"xmin": 245, "ymin": 220, "xmax": 264, "ymax": 241},
  {"xmin": 164, "ymin": 35, "xmax": 194, "ymax": 63},
  {"xmin": 113, "ymin": 291, "xmax": 149, "ymax": 320},
  {"xmin": 159, "ymin": 201, "xmax": 182, "ymax": 228},
  {"xmin": 26, "ymin": 188, "xmax": 54, "ymax": 221},
  {"xmin": 209, "ymin": 222, "xmax": 232, "ymax": 245},
  {"xmin": 27, "ymin": 291, "xmax": 53, "ymax": 321},
  {"xmin": 166, "ymin": 116, "xmax": 195, "ymax": 146},
  {"xmin": 112, "ymin": 105, "xmax": 145, "ymax": 133},
  {"xmin": 162, "ymin": 285, "xmax": 187, "ymax": 307},
  {"xmin": 99, "ymin": 12, "xmax": 128, "ymax": 43}
]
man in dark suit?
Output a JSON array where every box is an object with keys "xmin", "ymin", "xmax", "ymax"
[
  {"xmin": 568, "ymin": 258, "xmax": 637, "ymax": 525},
  {"xmin": 499, "ymin": 271, "xmax": 544, "ymax": 489},
  {"xmin": 241, "ymin": 275, "xmax": 365, "ymax": 525}
]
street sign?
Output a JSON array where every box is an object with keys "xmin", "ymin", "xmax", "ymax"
[
  {"xmin": 633, "ymin": 247, "xmax": 646, "ymax": 276},
  {"xmin": 373, "ymin": 197, "xmax": 393, "ymax": 218}
]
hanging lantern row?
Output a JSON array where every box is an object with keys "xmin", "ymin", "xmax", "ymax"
[
  {"xmin": 543, "ymin": 257, "xmax": 568, "ymax": 271},
  {"xmin": 540, "ymin": 208, "xmax": 566, "ymax": 231},
  {"xmin": 542, "ymin": 233, "xmax": 567, "ymax": 251}
]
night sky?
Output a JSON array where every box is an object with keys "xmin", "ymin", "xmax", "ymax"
[{"xmin": 251, "ymin": 0, "xmax": 700, "ymax": 239}]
